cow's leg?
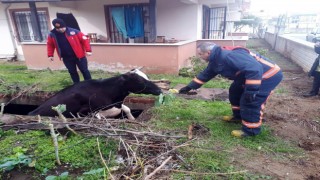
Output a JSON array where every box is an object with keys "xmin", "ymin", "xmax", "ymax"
[
  {"xmin": 121, "ymin": 104, "xmax": 135, "ymax": 120},
  {"xmin": 95, "ymin": 107, "xmax": 122, "ymax": 119}
]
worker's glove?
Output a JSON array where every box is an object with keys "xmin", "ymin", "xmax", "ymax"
[
  {"xmin": 244, "ymin": 91, "xmax": 257, "ymax": 103},
  {"xmin": 48, "ymin": 57, "xmax": 54, "ymax": 61},
  {"xmin": 179, "ymin": 86, "xmax": 192, "ymax": 94},
  {"xmin": 86, "ymin": 52, "xmax": 92, "ymax": 56}
]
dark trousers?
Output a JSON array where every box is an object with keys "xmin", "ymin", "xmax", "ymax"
[
  {"xmin": 229, "ymin": 71, "xmax": 283, "ymax": 136},
  {"xmin": 310, "ymin": 72, "xmax": 320, "ymax": 95},
  {"xmin": 62, "ymin": 57, "xmax": 92, "ymax": 83}
]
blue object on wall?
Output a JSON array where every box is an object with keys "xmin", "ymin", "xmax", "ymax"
[
  {"xmin": 111, "ymin": 7, "xmax": 128, "ymax": 39},
  {"xmin": 125, "ymin": 5, "xmax": 144, "ymax": 38}
]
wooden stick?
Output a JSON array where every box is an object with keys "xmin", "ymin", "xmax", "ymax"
[
  {"xmin": 161, "ymin": 169, "xmax": 248, "ymax": 176},
  {"xmin": 144, "ymin": 156, "xmax": 172, "ymax": 180},
  {"xmin": 0, "ymin": 103, "xmax": 4, "ymax": 116},
  {"xmin": 52, "ymin": 106, "xmax": 78, "ymax": 135},
  {"xmin": 96, "ymin": 137, "xmax": 115, "ymax": 180},
  {"xmin": 188, "ymin": 124, "xmax": 194, "ymax": 140}
]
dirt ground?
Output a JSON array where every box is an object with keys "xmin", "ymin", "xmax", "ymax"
[
  {"xmin": 256, "ymin": 39, "xmax": 320, "ymax": 180},
  {"xmin": 177, "ymin": 39, "xmax": 320, "ymax": 180}
]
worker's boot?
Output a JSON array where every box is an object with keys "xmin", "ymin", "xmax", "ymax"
[
  {"xmin": 304, "ymin": 77, "xmax": 320, "ymax": 97},
  {"xmin": 222, "ymin": 116, "xmax": 241, "ymax": 123},
  {"xmin": 303, "ymin": 92, "xmax": 318, "ymax": 97},
  {"xmin": 231, "ymin": 130, "xmax": 248, "ymax": 138}
]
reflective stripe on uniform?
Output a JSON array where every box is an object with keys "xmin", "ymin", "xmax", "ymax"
[
  {"xmin": 250, "ymin": 53, "xmax": 281, "ymax": 80},
  {"xmin": 242, "ymin": 119, "xmax": 262, "ymax": 128},
  {"xmin": 245, "ymin": 79, "xmax": 262, "ymax": 85},
  {"xmin": 193, "ymin": 77, "xmax": 205, "ymax": 84},
  {"xmin": 255, "ymin": 56, "xmax": 275, "ymax": 67},
  {"xmin": 242, "ymin": 92, "xmax": 273, "ymax": 129},
  {"xmin": 235, "ymin": 71, "xmax": 241, "ymax": 76},
  {"xmin": 232, "ymin": 105, "xmax": 240, "ymax": 110},
  {"xmin": 262, "ymin": 65, "xmax": 280, "ymax": 79}
]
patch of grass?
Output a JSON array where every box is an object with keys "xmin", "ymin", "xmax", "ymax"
[
  {"xmin": 0, "ymin": 61, "xmax": 230, "ymax": 95},
  {"xmin": 274, "ymin": 87, "xmax": 288, "ymax": 94},
  {"xmin": 0, "ymin": 62, "xmax": 117, "ymax": 94},
  {"xmin": 151, "ymin": 98, "xmax": 300, "ymax": 153},
  {"xmin": 150, "ymin": 74, "xmax": 231, "ymax": 89},
  {"xmin": 0, "ymin": 130, "xmax": 117, "ymax": 174},
  {"xmin": 150, "ymin": 97, "xmax": 302, "ymax": 179}
]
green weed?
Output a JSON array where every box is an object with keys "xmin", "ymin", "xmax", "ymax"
[
  {"xmin": 150, "ymin": 97, "xmax": 302, "ymax": 179},
  {"xmin": 0, "ymin": 130, "xmax": 117, "ymax": 174},
  {"xmin": 0, "ymin": 146, "xmax": 32, "ymax": 172}
]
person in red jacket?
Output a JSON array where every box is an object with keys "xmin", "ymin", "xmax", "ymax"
[{"xmin": 47, "ymin": 18, "xmax": 92, "ymax": 83}]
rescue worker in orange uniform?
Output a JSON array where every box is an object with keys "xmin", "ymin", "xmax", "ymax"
[{"xmin": 179, "ymin": 42, "xmax": 283, "ymax": 137}]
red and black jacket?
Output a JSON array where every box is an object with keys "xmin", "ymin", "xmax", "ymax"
[{"xmin": 47, "ymin": 27, "xmax": 91, "ymax": 59}]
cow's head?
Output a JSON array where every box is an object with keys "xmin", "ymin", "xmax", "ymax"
[{"xmin": 122, "ymin": 69, "xmax": 162, "ymax": 95}]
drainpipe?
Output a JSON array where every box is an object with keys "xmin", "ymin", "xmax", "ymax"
[{"xmin": 4, "ymin": 3, "xmax": 17, "ymax": 60}]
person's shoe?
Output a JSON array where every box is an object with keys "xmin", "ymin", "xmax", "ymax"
[
  {"xmin": 222, "ymin": 116, "xmax": 241, "ymax": 123},
  {"xmin": 303, "ymin": 93, "xmax": 317, "ymax": 97},
  {"xmin": 231, "ymin": 130, "xmax": 248, "ymax": 138}
]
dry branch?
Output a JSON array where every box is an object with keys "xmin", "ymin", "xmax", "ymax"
[
  {"xmin": 49, "ymin": 123, "xmax": 61, "ymax": 165},
  {"xmin": 144, "ymin": 156, "xmax": 172, "ymax": 180},
  {"xmin": 97, "ymin": 137, "xmax": 115, "ymax": 180},
  {"xmin": 0, "ymin": 103, "xmax": 4, "ymax": 116},
  {"xmin": 52, "ymin": 106, "xmax": 78, "ymax": 135},
  {"xmin": 161, "ymin": 169, "xmax": 248, "ymax": 176},
  {"xmin": 0, "ymin": 116, "xmax": 184, "ymax": 139},
  {"xmin": 188, "ymin": 124, "xmax": 194, "ymax": 140}
]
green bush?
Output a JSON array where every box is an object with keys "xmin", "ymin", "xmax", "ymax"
[
  {"xmin": 256, "ymin": 48, "xmax": 268, "ymax": 56},
  {"xmin": 179, "ymin": 56, "xmax": 206, "ymax": 77}
]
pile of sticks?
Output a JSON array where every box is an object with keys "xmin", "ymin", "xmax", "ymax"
[{"xmin": 0, "ymin": 114, "xmax": 187, "ymax": 179}]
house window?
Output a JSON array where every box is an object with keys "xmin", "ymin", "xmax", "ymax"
[
  {"xmin": 105, "ymin": 4, "xmax": 150, "ymax": 43},
  {"xmin": 12, "ymin": 9, "xmax": 49, "ymax": 42},
  {"xmin": 202, "ymin": 6, "xmax": 227, "ymax": 39}
]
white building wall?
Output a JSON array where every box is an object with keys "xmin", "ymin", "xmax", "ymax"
[
  {"xmin": 196, "ymin": 4, "xmax": 203, "ymax": 39},
  {"xmin": 265, "ymin": 32, "xmax": 317, "ymax": 72},
  {"xmin": 4, "ymin": 0, "xmax": 148, "ymax": 60},
  {"xmin": 47, "ymin": 0, "xmax": 148, "ymax": 38},
  {"xmin": 3, "ymin": 0, "xmax": 241, "ymax": 60},
  {"xmin": 0, "ymin": 4, "xmax": 16, "ymax": 59},
  {"xmin": 4, "ymin": 2, "xmax": 53, "ymax": 60},
  {"xmin": 157, "ymin": 0, "xmax": 200, "ymax": 40}
]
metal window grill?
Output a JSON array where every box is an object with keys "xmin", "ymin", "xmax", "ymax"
[
  {"xmin": 202, "ymin": 7, "xmax": 227, "ymax": 39},
  {"xmin": 107, "ymin": 4, "xmax": 150, "ymax": 43},
  {"xmin": 13, "ymin": 11, "xmax": 49, "ymax": 42}
]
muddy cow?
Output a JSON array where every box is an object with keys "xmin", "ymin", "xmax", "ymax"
[{"xmin": 28, "ymin": 69, "xmax": 162, "ymax": 118}]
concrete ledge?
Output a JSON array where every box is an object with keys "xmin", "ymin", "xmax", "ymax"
[
  {"xmin": 21, "ymin": 38, "xmax": 248, "ymax": 74},
  {"xmin": 197, "ymin": 39, "xmax": 248, "ymax": 47}
]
